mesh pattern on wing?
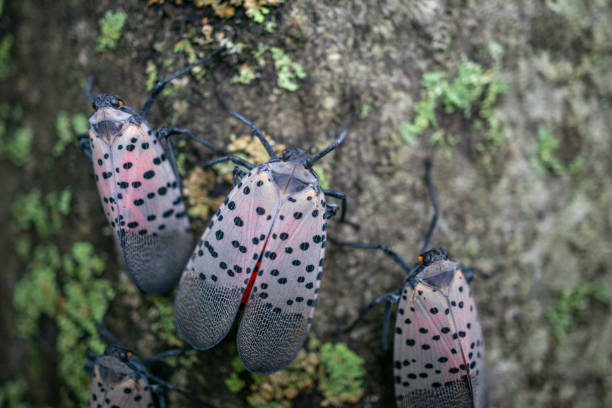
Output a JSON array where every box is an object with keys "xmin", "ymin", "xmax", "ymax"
[
  {"xmin": 174, "ymin": 166, "xmax": 280, "ymax": 350},
  {"xmin": 122, "ymin": 229, "xmax": 192, "ymax": 294},
  {"xmin": 237, "ymin": 187, "xmax": 326, "ymax": 373},
  {"xmin": 397, "ymin": 376, "xmax": 476, "ymax": 408},
  {"xmin": 174, "ymin": 270, "xmax": 243, "ymax": 349},
  {"xmin": 237, "ymin": 296, "xmax": 307, "ymax": 373}
]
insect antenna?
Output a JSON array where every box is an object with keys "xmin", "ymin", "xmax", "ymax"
[
  {"xmin": 215, "ymin": 91, "xmax": 276, "ymax": 159},
  {"xmin": 84, "ymin": 75, "xmax": 95, "ymax": 101},
  {"xmin": 420, "ymin": 158, "xmax": 438, "ymax": 254},
  {"xmin": 305, "ymin": 113, "xmax": 356, "ymax": 168},
  {"xmin": 142, "ymin": 348, "xmax": 189, "ymax": 365},
  {"xmin": 140, "ymin": 45, "xmax": 226, "ymax": 119},
  {"xmin": 96, "ymin": 301, "xmax": 125, "ymax": 348}
]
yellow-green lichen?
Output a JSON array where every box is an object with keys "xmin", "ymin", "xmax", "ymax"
[
  {"xmin": 97, "ymin": 10, "xmax": 127, "ymax": 52},
  {"xmin": 532, "ymin": 127, "xmax": 583, "ymax": 177},
  {"xmin": 403, "ymin": 56, "xmax": 509, "ymax": 153},
  {"xmin": 546, "ymin": 282, "xmax": 609, "ymax": 342},
  {"xmin": 270, "ymin": 47, "xmax": 306, "ymax": 92},
  {"xmin": 54, "ymin": 112, "xmax": 88, "ymax": 157},
  {"xmin": 12, "ymin": 186, "xmax": 113, "ymax": 407},
  {"xmin": 226, "ymin": 337, "xmax": 365, "ymax": 407}
]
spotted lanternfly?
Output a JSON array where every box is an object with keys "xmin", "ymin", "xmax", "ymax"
[
  {"xmin": 333, "ymin": 161, "xmax": 489, "ymax": 408},
  {"xmin": 174, "ymin": 94, "xmax": 354, "ymax": 373},
  {"xmin": 78, "ymin": 47, "xmax": 226, "ymax": 294},
  {"xmin": 87, "ymin": 312, "xmax": 211, "ymax": 407}
]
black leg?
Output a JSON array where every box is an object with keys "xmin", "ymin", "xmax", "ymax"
[
  {"xmin": 420, "ymin": 158, "xmax": 439, "ymax": 254},
  {"xmin": 323, "ymin": 189, "xmax": 348, "ymax": 222},
  {"xmin": 215, "ymin": 91, "xmax": 276, "ymax": 159},
  {"xmin": 233, "ymin": 166, "xmax": 247, "ymax": 186},
  {"xmin": 199, "ymin": 155, "xmax": 255, "ymax": 170},
  {"xmin": 164, "ymin": 136, "xmax": 183, "ymax": 192},
  {"xmin": 329, "ymin": 238, "xmax": 413, "ymax": 274},
  {"xmin": 143, "ymin": 349, "xmax": 188, "ymax": 365},
  {"xmin": 84, "ymin": 351, "xmax": 98, "ymax": 375},
  {"xmin": 140, "ymin": 45, "xmax": 225, "ymax": 119},
  {"xmin": 334, "ymin": 288, "xmax": 402, "ymax": 336},
  {"xmin": 459, "ymin": 265, "xmax": 487, "ymax": 284},
  {"xmin": 306, "ymin": 113, "xmax": 356, "ymax": 167},
  {"xmin": 146, "ymin": 373, "xmax": 214, "ymax": 408},
  {"xmin": 78, "ymin": 133, "xmax": 92, "ymax": 161},
  {"xmin": 378, "ymin": 299, "xmax": 395, "ymax": 356},
  {"xmin": 155, "ymin": 126, "xmax": 228, "ymax": 155},
  {"xmin": 97, "ymin": 302, "xmax": 124, "ymax": 348},
  {"xmin": 325, "ymin": 203, "xmax": 339, "ymax": 219}
]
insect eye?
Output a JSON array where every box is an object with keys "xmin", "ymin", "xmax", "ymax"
[{"xmin": 423, "ymin": 253, "xmax": 433, "ymax": 265}]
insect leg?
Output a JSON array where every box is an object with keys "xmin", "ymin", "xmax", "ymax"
[
  {"xmin": 334, "ymin": 288, "xmax": 402, "ymax": 335},
  {"xmin": 325, "ymin": 202, "xmax": 339, "ymax": 219},
  {"xmin": 84, "ymin": 351, "xmax": 98, "ymax": 375},
  {"xmin": 142, "ymin": 348, "xmax": 189, "ymax": 365},
  {"xmin": 215, "ymin": 91, "xmax": 276, "ymax": 159},
  {"xmin": 77, "ymin": 133, "xmax": 92, "ymax": 161},
  {"xmin": 306, "ymin": 113, "xmax": 356, "ymax": 167},
  {"xmin": 155, "ymin": 126, "xmax": 228, "ymax": 155},
  {"xmin": 147, "ymin": 372, "xmax": 215, "ymax": 408},
  {"xmin": 140, "ymin": 45, "xmax": 226, "ymax": 119},
  {"xmin": 233, "ymin": 166, "xmax": 247, "ymax": 186},
  {"xmin": 378, "ymin": 299, "xmax": 396, "ymax": 356},
  {"xmin": 323, "ymin": 189, "xmax": 347, "ymax": 221},
  {"xmin": 329, "ymin": 238, "xmax": 413, "ymax": 274},
  {"xmin": 420, "ymin": 158, "xmax": 439, "ymax": 254},
  {"xmin": 164, "ymin": 135, "xmax": 183, "ymax": 191},
  {"xmin": 96, "ymin": 303, "xmax": 125, "ymax": 348},
  {"xmin": 459, "ymin": 265, "xmax": 487, "ymax": 284},
  {"xmin": 150, "ymin": 384, "xmax": 167, "ymax": 408},
  {"xmin": 199, "ymin": 154, "xmax": 256, "ymax": 170}
]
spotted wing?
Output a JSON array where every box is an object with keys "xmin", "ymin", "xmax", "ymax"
[
  {"xmin": 89, "ymin": 121, "xmax": 192, "ymax": 293},
  {"xmin": 237, "ymin": 186, "xmax": 326, "ymax": 373},
  {"xmin": 88, "ymin": 357, "xmax": 153, "ymax": 408},
  {"xmin": 393, "ymin": 267, "xmax": 487, "ymax": 408},
  {"xmin": 174, "ymin": 166, "xmax": 280, "ymax": 350}
]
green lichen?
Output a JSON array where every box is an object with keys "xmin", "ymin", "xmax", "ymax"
[
  {"xmin": 269, "ymin": 47, "xmax": 306, "ymax": 92},
  {"xmin": 0, "ymin": 125, "xmax": 33, "ymax": 167},
  {"xmin": 403, "ymin": 57, "xmax": 509, "ymax": 152},
  {"xmin": 11, "ymin": 188, "xmax": 71, "ymax": 237},
  {"xmin": 148, "ymin": 295, "xmax": 182, "ymax": 346},
  {"xmin": 13, "ymin": 241, "xmax": 113, "ymax": 407},
  {"xmin": 531, "ymin": 127, "xmax": 582, "ymax": 176},
  {"xmin": 54, "ymin": 112, "xmax": 88, "ymax": 157},
  {"xmin": 232, "ymin": 64, "xmax": 257, "ymax": 85},
  {"xmin": 236, "ymin": 338, "xmax": 365, "ymax": 407},
  {"xmin": 0, "ymin": 34, "xmax": 13, "ymax": 81},
  {"xmin": 97, "ymin": 10, "xmax": 127, "ymax": 52},
  {"xmin": 0, "ymin": 378, "xmax": 33, "ymax": 408},
  {"xmin": 12, "ymin": 185, "xmax": 112, "ymax": 406},
  {"xmin": 318, "ymin": 343, "xmax": 365, "ymax": 407},
  {"xmin": 225, "ymin": 357, "xmax": 247, "ymax": 393},
  {"xmin": 546, "ymin": 283, "xmax": 609, "ymax": 342}
]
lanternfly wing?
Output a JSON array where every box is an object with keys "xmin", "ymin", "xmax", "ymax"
[
  {"xmin": 89, "ymin": 108, "xmax": 192, "ymax": 293},
  {"xmin": 237, "ymin": 182, "xmax": 326, "ymax": 373},
  {"xmin": 88, "ymin": 356, "xmax": 153, "ymax": 408},
  {"xmin": 174, "ymin": 166, "xmax": 280, "ymax": 350},
  {"xmin": 393, "ymin": 261, "xmax": 487, "ymax": 408}
]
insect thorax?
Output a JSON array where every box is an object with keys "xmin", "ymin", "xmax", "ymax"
[
  {"xmin": 268, "ymin": 158, "xmax": 319, "ymax": 196},
  {"xmin": 414, "ymin": 260, "xmax": 459, "ymax": 292},
  {"xmin": 88, "ymin": 106, "xmax": 144, "ymax": 146}
]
